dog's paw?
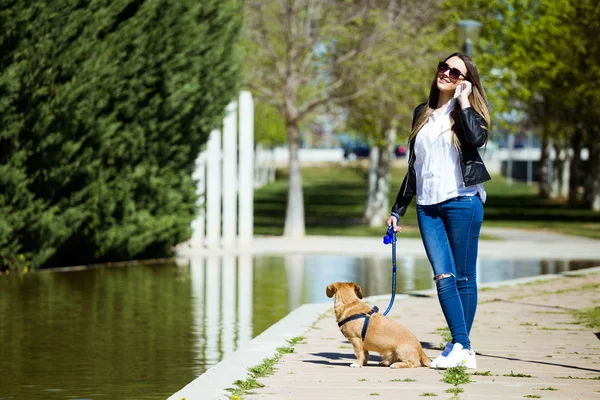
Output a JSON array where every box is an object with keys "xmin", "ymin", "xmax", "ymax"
[{"xmin": 349, "ymin": 362, "xmax": 361, "ymax": 368}]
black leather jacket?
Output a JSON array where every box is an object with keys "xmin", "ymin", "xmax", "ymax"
[{"xmin": 391, "ymin": 102, "xmax": 491, "ymax": 217}]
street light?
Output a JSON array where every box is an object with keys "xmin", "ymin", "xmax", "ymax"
[{"xmin": 456, "ymin": 19, "xmax": 482, "ymax": 58}]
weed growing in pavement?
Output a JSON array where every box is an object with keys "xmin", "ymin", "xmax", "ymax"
[
  {"xmin": 420, "ymin": 393, "xmax": 437, "ymax": 397},
  {"xmin": 471, "ymin": 371, "xmax": 492, "ymax": 376},
  {"xmin": 441, "ymin": 366, "xmax": 471, "ymax": 399},
  {"xmin": 524, "ymin": 395, "xmax": 541, "ymax": 398},
  {"xmin": 573, "ymin": 307, "xmax": 600, "ymax": 330},
  {"xmin": 443, "ymin": 366, "xmax": 472, "ymax": 385},
  {"xmin": 554, "ymin": 375, "xmax": 592, "ymax": 379},
  {"xmin": 445, "ymin": 387, "xmax": 464, "ymax": 395},
  {"xmin": 226, "ymin": 336, "xmax": 305, "ymax": 397},
  {"xmin": 538, "ymin": 387, "xmax": 558, "ymax": 391},
  {"xmin": 504, "ymin": 371, "xmax": 534, "ymax": 378},
  {"xmin": 434, "ymin": 327, "xmax": 452, "ymax": 349}
]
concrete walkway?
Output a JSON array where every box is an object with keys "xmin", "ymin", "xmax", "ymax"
[
  {"xmin": 171, "ymin": 228, "xmax": 600, "ymax": 400},
  {"xmin": 244, "ymin": 269, "xmax": 600, "ymax": 400}
]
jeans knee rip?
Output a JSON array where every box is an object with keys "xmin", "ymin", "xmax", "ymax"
[{"xmin": 433, "ymin": 273, "xmax": 455, "ymax": 281}]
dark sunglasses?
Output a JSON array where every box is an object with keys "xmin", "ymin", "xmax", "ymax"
[{"xmin": 437, "ymin": 61, "xmax": 466, "ymax": 80}]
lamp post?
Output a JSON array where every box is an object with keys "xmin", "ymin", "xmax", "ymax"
[{"xmin": 456, "ymin": 19, "xmax": 482, "ymax": 58}]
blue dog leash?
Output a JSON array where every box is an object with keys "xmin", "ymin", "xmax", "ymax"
[
  {"xmin": 337, "ymin": 220, "xmax": 398, "ymax": 341},
  {"xmin": 381, "ymin": 215, "xmax": 399, "ymax": 316}
]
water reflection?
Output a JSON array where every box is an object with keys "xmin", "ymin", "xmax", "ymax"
[{"xmin": 0, "ymin": 255, "xmax": 597, "ymax": 399}]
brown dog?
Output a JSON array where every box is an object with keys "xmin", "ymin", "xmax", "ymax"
[{"xmin": 326, "ymin": 282, "xmax": 430, "ymax": 368}]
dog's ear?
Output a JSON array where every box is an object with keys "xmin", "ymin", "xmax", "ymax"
[
  {"xmin": 354, "ymin": 283, "xmax": 363, "ymax": 299},
  {"xmin": 326, "ymin": 284, "xmax": 336, "ymax": 298}
]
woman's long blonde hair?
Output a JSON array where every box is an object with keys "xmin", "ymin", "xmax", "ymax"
[{"xmin": 409, "ymin": 53, "xmax": 491, "ymax": 147}]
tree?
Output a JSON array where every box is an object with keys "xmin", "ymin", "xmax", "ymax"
[
  {"xmin": 0, "ymin": 0, "xmax": 243, "ymax": 269},
  {"xmin": 451, "ymin": 0, "xmax": 600, "ymax": 209},
  {"xmin": 243, "ymin": 0, "xmax": 403, "ymax": 237},
  {"xmin": 335, "ymin": 0, "xmax": 450, "ymax": 226}
]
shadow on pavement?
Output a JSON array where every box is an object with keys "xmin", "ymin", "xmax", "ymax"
[
  {"xmin": 477, "ymin": 352, "xmax": 600, "ymax": 374},
  {"xmin": 307, "ymin": 352, "xmax": 382, "ymax": 365}
]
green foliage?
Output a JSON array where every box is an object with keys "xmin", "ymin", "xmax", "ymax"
[
  {"xmin": 504, "ymin": 371, "xmax": 534, "ymax": 378},
  {"xmin": 337, "ymin": 2, "xmax": 453, "ymax": 144},
  {"xmin": 254, "ymin": 103, "xmax": 287, "ymax": 147},
  {"xmin": 445, "ymin": 387, "xmax": 464, "ymax": 395},
  {"xmin": 573, "ymin": 307, "xmax": 600, "ymax": 330},
  {"xmin": 226, "ymin": 337, "xmax": 303, "ymax": 397},
  {"xmin": 442, "ymin": 366, "xmax": 472, "ymax": 385},
  {"xmin": 0, "ymin": 0, "xmax": 243, "ymax": 269}
]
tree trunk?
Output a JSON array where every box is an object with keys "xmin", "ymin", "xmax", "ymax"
[
  {"xmin": 284, "ymin": 122, "xmax": 305, "ymax": 237},
  {"xmin": 568, "ymin": 126, "xmax": 584, "ymax": 205},
  {"xmin": 538, "ymin": 129, "xmax": 550, "ymax": 198},
  {"xmin": 363, "ymin": 123, "xmax": 396, "ymax": 227},
  {"xmin": 551, "ymin": 140, "xmax": 565, "ymax": 198},
  {"xmin": 583, "ymin": 128, "xmax": 600, "ymax": 211}
]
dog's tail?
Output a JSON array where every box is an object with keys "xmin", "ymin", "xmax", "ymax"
[{"xmin": 419, "ymin": 347, "xmax": 431, "ymax": 367}]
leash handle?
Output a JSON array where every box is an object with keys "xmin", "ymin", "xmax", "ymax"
[{"xmin": 381, "ymin": 222, "xmax": 398, "ymax": 316}]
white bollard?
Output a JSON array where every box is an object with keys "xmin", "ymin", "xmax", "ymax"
[
  {"xmin": 222, "ymin": 102, "xmax": 238, "ymax": 247},
  {"xmin": 238, "ymin": 91, "xmax": 254, "ymax": 247},
  {"xmin": 206, "ymin": 129, "xmax": 222, "ymax": 248}
]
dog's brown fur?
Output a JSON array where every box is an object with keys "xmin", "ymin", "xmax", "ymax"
[{"xmin": 326, "ymin": 282, "xmax": 430, "ymax": 368}]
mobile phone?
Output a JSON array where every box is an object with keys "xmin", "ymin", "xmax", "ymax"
[{"xmin": 453, "ymin": 84, "xmax": 462, "ymax": 99}]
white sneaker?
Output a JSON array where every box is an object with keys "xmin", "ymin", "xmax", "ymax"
[
  {"xmin": 436, "ymin": 343, "xmax": 477, "ymax": 369},
  {"xmin": 430, "ymin": 342, "xmax": 454, "ymax": 368}
]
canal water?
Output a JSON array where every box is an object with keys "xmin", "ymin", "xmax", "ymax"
[{"xmin": 0, "ymin": 255, "xmax": 597, "ymax": 399}]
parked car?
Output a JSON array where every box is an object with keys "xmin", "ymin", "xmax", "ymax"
[
  {"xmin": 343, "ymin": 142, "xmax": 370, "ymax": 160},
  {"xmin": 343, "ymin": 143, "xmax": 407, "ymax": 160},
  {"xmin": 394, "ymin": 144, "xmax": 406, "ymax": 157}
]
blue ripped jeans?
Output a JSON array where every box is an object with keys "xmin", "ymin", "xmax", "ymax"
[{"xmin": 417, "ymin": 195, "xmax": 483, "ymax": 350}]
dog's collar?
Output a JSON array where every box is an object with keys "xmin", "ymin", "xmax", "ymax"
[{"xmin": 337, "ymin": 306, "xmax": 379, "ymax": 341}]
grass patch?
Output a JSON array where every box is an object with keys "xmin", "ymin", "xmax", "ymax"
[
  {"xmin": 253, "ymin": 166, "xmax": 600, "ymax": 238},
  {"xmin": 358, "ymin": 378, "xmax": 367, "ymax": 382},
  {"xmin": 538, "ymin": 387, "xmax": 558, "ymax": 391},
  {"xmin": 573, "ymin": 307, "xmax": 600, "ymax": 330},
  {"xmin": 369, "ymin": 393, "xmax": 380, "ymax": 396},
  {"xmin": 524, "ymin": 395, "xmax": 541, "ymax": 399},
  {"xmin": 504, "ymin": 371, "xmax": 534, "ymax": 378},
  {"xmin": 445, "ymin": 387, "xmax": 464, "ymax": 395},
  {"xmin": 555, "ymin": 375, "xmax": 600, "ymax": 380},
  {"xmin": 435, "ymin": 327, "xmax": 452, "ymax": 349},
  {"xmin": 442, "ymin": 366, "xmax": 472, "ymax": 385},
  {"xmin": 420, "ymin": 393, "xmax": 437, "ymax": 397},
  {"xmin": 471, "ymin": 370, "xmax": 492, "ymax": 376},
  {"xmin": 226, "ymin": 336, "xmax": 305, "ymax": 397},
  {"xmin": 390, "ymin": 378, "xmax": 416, "ymax": 382}
]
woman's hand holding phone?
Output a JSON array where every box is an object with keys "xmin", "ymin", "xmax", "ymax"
[{"xmin": 455, "ymin": 81, "xmax": 472, "ymax": 108}]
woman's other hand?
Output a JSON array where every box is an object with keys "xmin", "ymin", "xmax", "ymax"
[{"xmin": 386, "ymin": 215, "xmax": 403, "ymax": 233}]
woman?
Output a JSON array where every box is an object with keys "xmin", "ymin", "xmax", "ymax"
[{"xmin": 387, "ymin": 52, "xmax": 491, "ymax": 369}]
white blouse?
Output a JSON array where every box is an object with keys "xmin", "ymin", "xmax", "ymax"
[{"xmin": 414, "ymin": 99, "xmax": 486, "ymax": 206}]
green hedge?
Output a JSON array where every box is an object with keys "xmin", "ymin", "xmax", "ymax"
[{"xmin": 0, "ymin": 0, "xmax": 242, "ymax": 269}]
